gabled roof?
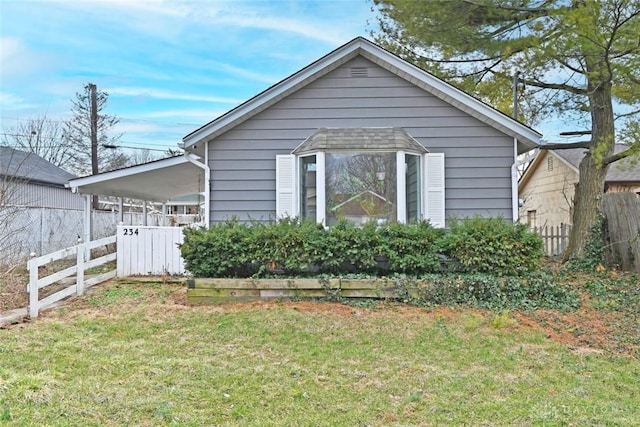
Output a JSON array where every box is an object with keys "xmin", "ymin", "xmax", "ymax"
[
  {"xmin": 292, "ymin": 127, "xmax": 428, "ymax": 155},
  {"xmin": 519, "ymin": 144, "xmax": 640, "ymax": 189},
  {"xmin": 183, "ymin": 37, "xmax": 541, "ymax": 154},
  {"xmin": 0, "ymin": 146, "xmax": 76, "ymax": 186}
]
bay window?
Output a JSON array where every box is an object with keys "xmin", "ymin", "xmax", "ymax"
[{"xmin": 276, "ymin": 128, "xmax": 445, "ymax": 227}]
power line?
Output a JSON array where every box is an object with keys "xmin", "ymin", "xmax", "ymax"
[
  {"xmin": 0, "ymin": 132, "xmax": 182, "ymax": 149},
  {"xmin": 0, "ymin": 115, "xmax": 201, "ymax": 127}
]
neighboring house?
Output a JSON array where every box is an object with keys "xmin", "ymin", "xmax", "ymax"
[
  {"xmin": 518, "ymin": 145, "xmax": 640, "ymax": 228},
  {"xmin": 0, "ymin": 146, "xmax": 84, "ymax": 210},
  {"xmin": 1, "ymin": 147, "xmax": 86, "ymax": 262},
  {"xmin": 69, "ymin": 37, "xmax": 542, "ymax": 231}
]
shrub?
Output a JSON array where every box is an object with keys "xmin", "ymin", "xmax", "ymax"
[
  {"xmin": 180, "ymin": 219, "xmax": 256, "ymax": 277},
  {"xmin": 318, "ymin": 218, "xmax": 378, "ymax": 273},
  {"xmin": 444, "ymin": 216, "xmax": 544, "ymax": 276},
  {"xmin": 377, "ymin": 221, "xmax": 445, "ymax": 274},
  {"xmin": 252, "ymin": 218, "xmax": 326, "ymax": 274}
]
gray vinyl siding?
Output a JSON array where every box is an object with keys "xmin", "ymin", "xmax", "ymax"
[{"xmin": 207, "ymin": 56, "xmax": 515, "ymax": 223}]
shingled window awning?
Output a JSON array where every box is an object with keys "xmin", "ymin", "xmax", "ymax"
[{"xmin": 292, "ymin": 127, "xmax": 428, "ymax": 155}]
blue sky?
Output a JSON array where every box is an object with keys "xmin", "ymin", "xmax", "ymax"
[{"xmin": 1, "ymin": 0, "xmax": 375, "ymax": 153}]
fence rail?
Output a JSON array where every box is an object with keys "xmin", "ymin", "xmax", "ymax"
[
  {"xmin": 27, "ymin": 235, "xmax": 117, "ymax": 317},
  {"xmin": 531, "ymin": 224, "xmax": 571, "ymax": 256}
]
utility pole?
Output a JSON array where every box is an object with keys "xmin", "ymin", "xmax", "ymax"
[{"xmin": 88, "ymin": 83, "xmax": 99, "ymax": 210}]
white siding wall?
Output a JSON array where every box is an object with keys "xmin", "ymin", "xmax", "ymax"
[{"xmin": 8, "ymin": 181, "xmax": 85, "ymax": 210}]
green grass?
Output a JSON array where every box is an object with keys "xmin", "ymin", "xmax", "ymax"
[{"xmin": 1, "ymin": 283, "xmax": 639, "ymax": 426}]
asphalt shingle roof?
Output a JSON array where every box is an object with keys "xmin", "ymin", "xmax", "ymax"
[
  {"xmin": 554, "ymin": 144, "xmax": 640, "ymax": 182},
  {"xmin": 292, "ymin": 127, "xmax": 428, "ymax": 155},
  {"xmin": 0, "ymin": 147, "xmax": 76, "ymax": 186}
]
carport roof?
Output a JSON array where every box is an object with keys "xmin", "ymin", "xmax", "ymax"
[{"xmin": 67, "ymin": 155, "xmax": 204, "ymax": 203}]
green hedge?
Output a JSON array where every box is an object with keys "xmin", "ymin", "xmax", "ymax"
[
  {"xmin": 181, "ymin": 216, "xmax": 543, "ymax": 278},
  {"xmin": 444, "ymin": 216, "xmax": 544, "ymax": 276}
]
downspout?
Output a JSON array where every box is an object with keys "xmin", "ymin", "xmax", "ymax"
[
  {"xmin": 511, "ymin": 138, "xmax": 519, "ymax": 223},
  {"xmin": 184, "ymin": 149, "xmax": 210, "ymax": 228},
  {"xmin": 512, "ymin": 72, "xmax": 521, "ymax": 223}
]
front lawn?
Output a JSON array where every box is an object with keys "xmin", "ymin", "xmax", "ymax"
[{"xmin": 1, "ymin": 281, "xmax": 638, "ymax": 426}]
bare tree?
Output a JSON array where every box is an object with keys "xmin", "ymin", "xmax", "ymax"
[
  {"xmin": 127, "ymin": 148, "xmax": 159, "ymax": 166},
  {"xmin": 1, "ymin": 115, "xmax": 75, "ymax": 169},
  {"xmin": 0, "ymin": 147, "xmax": 39, "ymax": 266}
]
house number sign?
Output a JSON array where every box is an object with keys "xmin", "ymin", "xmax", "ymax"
[{"xmin": 123, "ymin": 228, "xmax": 139, "ymax": 236}]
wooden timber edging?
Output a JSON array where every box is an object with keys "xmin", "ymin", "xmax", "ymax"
[{"xmin": 187, "ymin": 277, "xmax": 418, "ymax": 304}]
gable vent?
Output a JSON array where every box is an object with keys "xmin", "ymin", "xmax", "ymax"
[{"xmin": 350, "ymin": 67, "xmax": 369, "ymax": 78}]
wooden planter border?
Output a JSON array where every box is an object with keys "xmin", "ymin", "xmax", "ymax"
[{"xmin": 187, "ymin": 277, "xmax": 411, "ymax": 305}]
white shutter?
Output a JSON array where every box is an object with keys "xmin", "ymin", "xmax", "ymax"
[
  {"xmin": 276, "ymin": 154, "xmax": 296, "ymax": 218},
  {"xmin": 424, "ymin": 153, "xmax": 445, "ymax": 228}
]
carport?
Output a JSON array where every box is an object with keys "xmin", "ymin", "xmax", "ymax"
[{"xmin": 67, "ymin": 154, "xmax": 209, "ymax": 243}]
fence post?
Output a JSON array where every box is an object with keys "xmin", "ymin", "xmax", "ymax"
[
  {"xmin": 76, "ymin": 242, "xmax": 85, "ymax": 296},
  {"xmin": 28, "ymin": 257, "xmax": 39, "ymax": 318}
]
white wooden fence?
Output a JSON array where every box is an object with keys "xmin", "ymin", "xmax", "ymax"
[
  {"xmin": 27, "ymin": 235, "xmax": 117, "ymax": 318},
  {"xmin": 26, "ymin": 226, "xmax": 187, "ymax": 318},
  {"xmin": 116, "ymin": 226, "xmax": 185, "ymax": 276}
]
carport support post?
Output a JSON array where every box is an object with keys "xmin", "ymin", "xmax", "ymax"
[
  {"xmin": 143, "ymin": 200, "xmax": 148, "ymax": 226},
  {"xmin": 118, "ymin": 197, "xmax": 124, "ymax": 224}
]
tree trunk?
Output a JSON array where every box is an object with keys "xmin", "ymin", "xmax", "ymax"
[
  {"xmin": 563, "ymin": 153, "xmax": 608, "ymax": 259},
  {"xmin": 563, "ymin": 75, "xmax": 615, "ymax": 261}
]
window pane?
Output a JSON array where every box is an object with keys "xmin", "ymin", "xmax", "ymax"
[
  {"xmin": 406, "ymin": 154, "xmax": 420, "ymax": 222},
  {"xmin": 326, "ymin": 153, "xmax": 397, "ymax": 225},
  {"xmin": 300, "ymin": 155, "xmax": 316, "ymax": 220}
]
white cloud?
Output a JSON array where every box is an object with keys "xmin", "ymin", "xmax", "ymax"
[
  {"xmin": 0, "ymin": 92, "xmax": 36, "ymax": 111},
  {"xmin": 75, "ymin": 0, "xmax": 357, "ymax": 45},
  {"xmin": 192, "ymin": 59, "xmax": 280, "ymax": 85},
  {"xmin": 0, "ymin": 37, "xmax": 60, "ymax": 82},
  {"xmin": 91, "ymin": 0, "xmax": 190, "ymax": 17},
  {"xmin": 107, "ymin": 87, "xmax": 242, "ymax": 104},
  {"xmin": 0, "ymin": 37, "xmax": 21, "ymax": 62},
  {"xmin": 113, "ymin": 121, "xmax": 165, "ymax": 134},
  {"xmin": 214, "ymin": 13, "xmax": 347, "ymax": 45},
  {"xmin": 141, "ymin": 109, "xmax": 226, "ymax": 121}
]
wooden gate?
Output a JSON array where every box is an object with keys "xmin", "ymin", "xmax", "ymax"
[{"xmin": 116, "ymin": 226, "xmax": 185, "ymax": 276}]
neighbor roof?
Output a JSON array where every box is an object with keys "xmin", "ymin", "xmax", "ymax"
[
  {"xmin": 0, "ymin": 146, "xmax": 76, "ymax": 186},
  {"xmin": 182, "ymin": 37, "xmax": 541, "ymax": 154},
  {"xmin": 519, "ymin": 144, "xmax": 640, "ymax": 190},
  {"xmin": 554, "ymin": 145, "xmax": 640, "ymax": 182},
  {"xmin": 292, "ymin": 127, "xmax": 428, "ymax": 155}
]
